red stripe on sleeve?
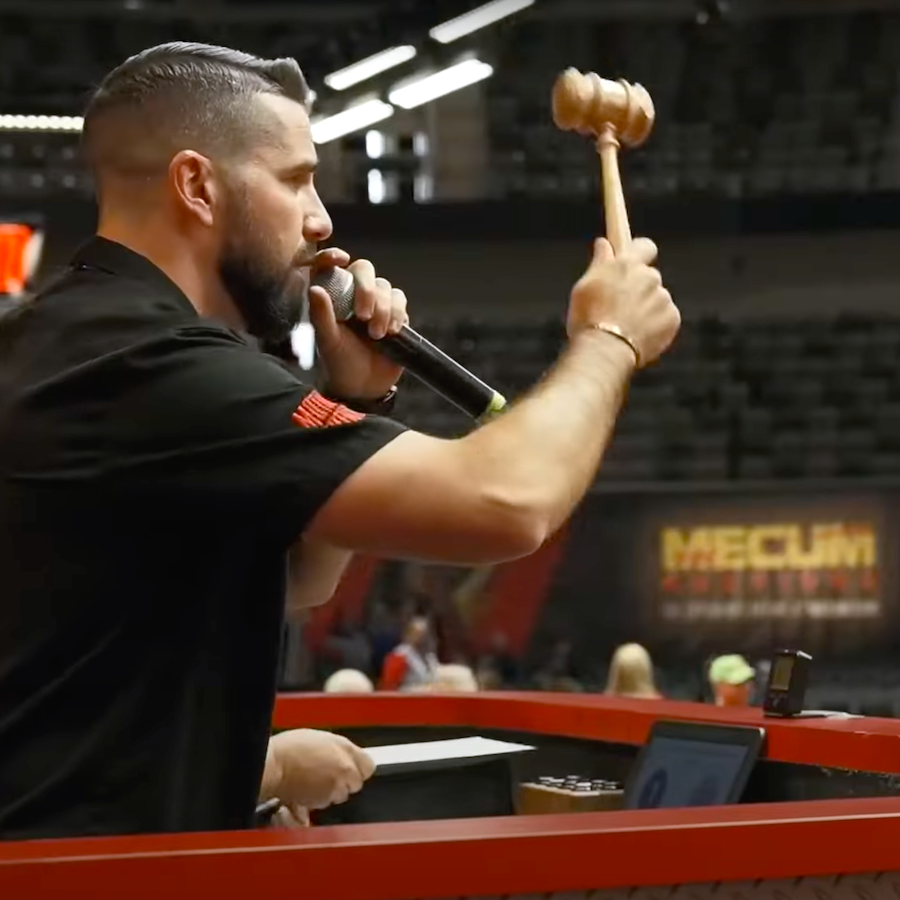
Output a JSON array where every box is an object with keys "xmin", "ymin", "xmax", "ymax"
[{"xmin": 291, "ymin": 391, "xmax": 365, "ymax": 428}]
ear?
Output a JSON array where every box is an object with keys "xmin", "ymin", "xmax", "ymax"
[{"xmin": 169, "ymin": 150, "xmax": 218, "ymax": 227}]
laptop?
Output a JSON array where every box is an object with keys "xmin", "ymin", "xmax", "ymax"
[{"xmin": 624, "ymin": 720, "xmax": 765, "ymax": 810}]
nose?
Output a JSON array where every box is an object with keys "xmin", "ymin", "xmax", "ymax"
[{"xmin": 304, "ymin": 186, "xmax": 333, "ymax": 243}]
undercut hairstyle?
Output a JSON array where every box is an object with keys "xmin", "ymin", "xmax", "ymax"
[{"xmin": 82, "ymin": 42, "xmax": 310, "ymax": 193}]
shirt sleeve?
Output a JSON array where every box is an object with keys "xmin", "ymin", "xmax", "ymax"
[
  {"xmin": 106, "ymin": 323, "xmax": 407, "ymax": 543},
  {"xmin": 379, "ymin": 652, "xmax": 408, "ymax": 691}
]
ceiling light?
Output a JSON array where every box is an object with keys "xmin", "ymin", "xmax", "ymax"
[
  {"xmin": 0, "ymin": 115, "xmax": 84, "ymax": 132},
  {"xmin": 324, "ymin": 45, "xmax": 417, "ymax": 92},
  {"xmin": 310, "ymin": 100, "xmax": 394, "ymax": 144},
  {"xmin": 388, "ymin": 60, "xmax": 493, "ymax": 110},
  {"xmin": 429, "ymin": 0, "xmax": 535, "ymax": 44}
]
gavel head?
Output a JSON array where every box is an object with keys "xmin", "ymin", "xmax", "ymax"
[{"xmin": 552, "ymin": 68, "xmax": 655, "ymax": 148}]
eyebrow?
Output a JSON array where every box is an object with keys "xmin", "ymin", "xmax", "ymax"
[{"xmin": 281, "ymin": 160, "xmax": 318, "ymax": 177}]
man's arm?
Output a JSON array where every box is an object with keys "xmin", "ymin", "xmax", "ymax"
[
  {"xmin": 306, "ymin": 238, "xmax": 679, "ymax": 565},
  {"xmin": 286, "ymin": 330, "xmax": 631, "ymax": 595}
]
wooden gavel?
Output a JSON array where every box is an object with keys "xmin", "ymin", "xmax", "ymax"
[{"xmin": 552, "ymin": 69, "xmax": 655, "ymax": 253}]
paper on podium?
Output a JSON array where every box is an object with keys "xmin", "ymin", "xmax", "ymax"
[{"xmin": 366, "ymin": 736, "xmax": 535, "ymax": 775}]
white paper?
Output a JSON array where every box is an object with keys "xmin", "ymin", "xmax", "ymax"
[{"xmin": 366, "ymin": 736, "xmax": 535, "ymax": 770}]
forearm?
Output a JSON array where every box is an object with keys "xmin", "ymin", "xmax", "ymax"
[
  {"xmin": 287, "ymin": 537, "xmax": 353, "ymax": 612},
  {"xmin": 461, "ymin": 329, "xmax": 635, "ymax": 536}
]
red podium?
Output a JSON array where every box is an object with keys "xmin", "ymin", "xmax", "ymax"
[{"xmin": 3, "ymin": 692, "xmax": 900, "ymax": 899}]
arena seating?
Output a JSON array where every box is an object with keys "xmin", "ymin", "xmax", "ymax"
[
  {"xmin": 395, "ymin": 313, "xmax": 900, "ymax": 482},
  {"xmin": 487, "ymin": 11, "xmax": 900, "ymax": 199},
  {"xmin": 6, "ymin": 9, "xmax": 900, "ymax": 203}
]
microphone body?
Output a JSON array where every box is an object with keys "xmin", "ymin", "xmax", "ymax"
[{"xmin": 310, "ymin": 268, "xmax": 506, "ymax": 421}]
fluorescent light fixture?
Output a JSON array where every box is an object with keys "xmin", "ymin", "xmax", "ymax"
[
  {"xmin": 414, "ymin": 172, "xmax": 434, "ymax": 203},
  {"xmin": 0, "ymin": 115, "xmax": 83, "ymax": 132},
  {"xmin": 429, "ymin": 0, "xmax": 534, "ymax": 44},
  {"xmin": 367, "ymin": 169, "xmax": 386, "ymax": 204},
  {"xmin": 413, "ymin": 131, "xmax": 430, "ymax": 158},
  {"xmin": 388, "ymin": 59, "xmax": 493, "ymax": 110},
  {"xmin": 310, "ymin": 99, "xmax": 394, "ymax": 145},
  {"xmin": 324, "ymin": 45, "xmax": 417, "ymax": 92},
  {"xmin": 366, "ymin": 130, "xmax": 386, "ymax": 159}
]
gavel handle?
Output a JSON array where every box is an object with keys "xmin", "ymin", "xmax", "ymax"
[{"xmin": 598, "ymin": 126, "xmax": 632, "ymax": 254}]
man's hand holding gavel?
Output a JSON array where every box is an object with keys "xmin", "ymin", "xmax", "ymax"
[{"xmin": 567, "ymin": 236, "xmax": 679, "ymax": 368}]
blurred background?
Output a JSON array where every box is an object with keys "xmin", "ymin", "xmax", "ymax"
[{"xmin": 4, "ymin": 0, "xmax": 900, "ymax": 712}]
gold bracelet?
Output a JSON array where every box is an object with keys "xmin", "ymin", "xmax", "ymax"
[{"xmin": 584, "ymin": 322, "xmax": 641, "ymax": 368}]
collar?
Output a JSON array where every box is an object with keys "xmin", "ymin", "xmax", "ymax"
[{"xmin": 69, "ymin": 236, "xmax": 197, "ymax": 317}]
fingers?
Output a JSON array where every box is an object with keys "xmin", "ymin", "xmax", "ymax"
[
  {"xmin": 307, "ymin": 285, "xmax": 340, "ymax": 353},
  {"xmin": 619, "ymin": 237, "xmax": 658, "ymax": 266},
  {"xmin": 312, "ymin": 247, "xmax": 351, "ymax": 269},
  {"xmin": 347, "ymin": 259, "xmax": 377, "ymax": 324},
  {"xmin": 388, "ymin": 289, "xmax": 408, "ymax": 336},
  {"xmin": 591, "ymin": 238, "xmax": 615, "ymax": 264},
  {"xmin": 346, "ymin": 259, "xmax": 406, "ymax": 340},
  {"xmin": 322, "ymin": 744, "xmax": 372, "ymax": 808},
  {"xmin": 351, "ymin": 746, "xmax": 376, "ymax": 781},
  {"xmin": 272, "ymin": 803, "xmax": 311, "ymax": 828}
]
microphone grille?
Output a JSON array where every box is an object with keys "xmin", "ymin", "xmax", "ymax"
[{"xmin": 310, "ymin": 267, "xmax": 355, "ymax": 321}]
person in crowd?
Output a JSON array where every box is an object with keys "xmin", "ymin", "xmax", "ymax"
[
  {"xmin": 323, "ymin": 669, "xmax": 374, "ymax": 693},
  {"xmin": 321, "ymin": 617, "xmax": 374, "ymax": 679},
  {"xmin": 477, "ymin": 632, "xmax": 520, "ymax": 689},
  {"xmin": 0, "ymin": 40, "xmax": 677, "ymax": 838},
  {"xmin": 533, "ymin": 639, "xmax": 583, "ymax": 692},
  {"xmin": 708, "ymin": 654, "xmax": 756, "ymax": 707},
  {"xmin": 378, "ymin": 616, "xmax": 439, "ymax": 691},
  {"xmin": 604, "ymin": 643, "xmax": 662, "ymax": 699},
  {"xmin": 431, "ymin": 663, "xmax": 479, "ymax": 693}
]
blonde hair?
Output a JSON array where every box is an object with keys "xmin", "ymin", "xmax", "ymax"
[
  {"xmin": 432, "ymin": 664, "xmax": 479, "ymax": 693},
  {"xmin": 605, "ymin": 643, "xmax": 660, "ymax": 699},
  {"xmin": 323, "ymin": 669, "xmax": 374, "ymax": 694}
]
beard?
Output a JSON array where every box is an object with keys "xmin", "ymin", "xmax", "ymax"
[{"xmin": 217, "ymin": 202, "xmax": 307, "ymax": 344}]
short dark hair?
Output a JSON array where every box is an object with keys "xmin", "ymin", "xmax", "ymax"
[{"xmin": 83, "ymin": 42, "xmax": 310, "ymax": 187}]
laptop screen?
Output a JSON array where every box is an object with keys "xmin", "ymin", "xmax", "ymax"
[{"xmin": 624, "ymin": 721, "xmax": 765, "ymax": 810}]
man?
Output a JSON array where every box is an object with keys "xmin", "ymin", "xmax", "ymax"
[
  {"xmin": 708, "ymin": 655, "xmax": 756, "ymax": 707},
  {"xmin": 379, "ymin": 617, "xmax": 439, "ymax": 691},
  {"xmin": 0, "ymin": 42, "xmax": 679, "ymax": 839}
]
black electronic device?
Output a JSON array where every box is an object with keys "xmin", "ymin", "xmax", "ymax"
[
  {"xmin": 763, "ymin": 649, "xmax": 812, "ymax": 718},
  {"xmin": 623, "ymin": 720, "xmax": 765, "ymax": 810}
]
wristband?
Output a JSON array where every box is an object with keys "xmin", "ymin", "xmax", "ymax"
[
  {"xmin": 584, "ymin": 323, "xmax": 641, "ymax": 368},
  {"xmin": 325, "ymin": 385, "xmax": 398, "ymax": 416}
]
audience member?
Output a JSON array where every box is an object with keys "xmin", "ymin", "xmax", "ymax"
[
  {"xmin": 367, "ymin": 600, "xmax": 403, "ymax": 678},
  {"xmin": 324, "ymin": 669, "xmax": 374, "ymax": 694},
  {"xmin": 476, "ymin": 632, "xmax": 520, "ymax": 689},
  {"xmin": 605, "ymin": 643, "xmax": 662, "ymax": 699},
  {"xmin": 708, "ymin": 654, "xmax": 756, "ymax": 707},
  {"xmin": 533, "ymin": 639, "xmax": 583, "ymax": 692},
  {"xmin": 321, "ymin": 618, "xmax": 373, "ymax": 679},
  {"xmin": 378, "ymin": 616, "xmax": 439, "ymax": 691},
  {"xmin": 432, "ymin": 664, "xmax": 479, "ymax": 692}
]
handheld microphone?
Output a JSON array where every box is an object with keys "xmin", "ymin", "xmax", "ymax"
[{"xmin": 310, "ymin": 267, "xmax": 507, "ymax": 422}]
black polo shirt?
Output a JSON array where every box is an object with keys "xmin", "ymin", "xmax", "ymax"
[{"xmin": 0, "ymin": 237, "xmax": 405, "ymax": 839}]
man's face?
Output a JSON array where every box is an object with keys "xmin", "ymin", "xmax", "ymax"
[{"xmin": 217, "ymin": 93, "xmax": 332, "ymax": 342}]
